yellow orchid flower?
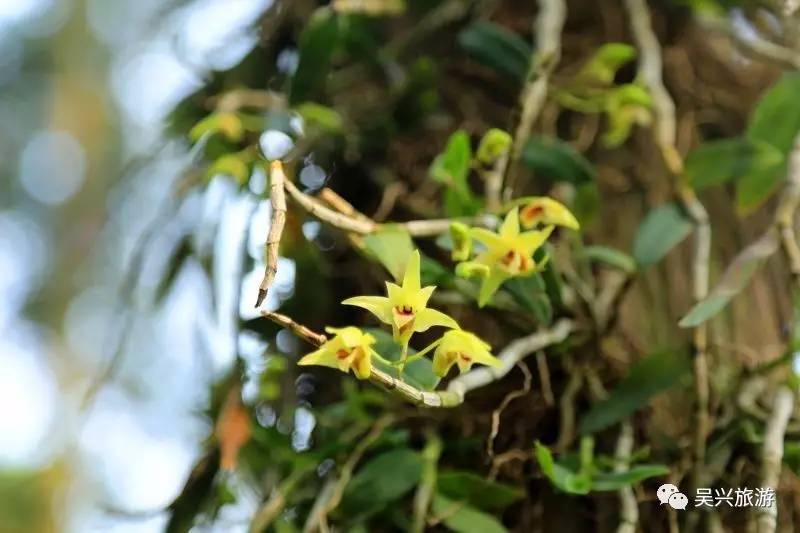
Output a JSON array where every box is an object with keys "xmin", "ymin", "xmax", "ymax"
[
  {"xmin": 432, "ymin": 330, "xmax": 500, "ymax": 377},
  {"xmin": 297, "ymin": 326, "xmax": 375, "ymax": 379},
  {"xmin": 513, "ymin": 196, "xmax": 580, "ymax": 230},
  {"xmin": 343, "ymin": 250, "xmax": 459, "ymax": 347},
  {"xmin": 460, "ymin": 208, "xmax": 553, "ymax": 307}
]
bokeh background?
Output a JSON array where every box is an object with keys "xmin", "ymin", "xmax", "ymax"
[{"xmin": 0, "ymin": 0, "xmax": 278, "ymax": 530}]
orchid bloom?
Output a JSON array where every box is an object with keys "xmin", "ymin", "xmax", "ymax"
[
  {"xmin": 343, "ymin": 250, "xmax": 459, "ymax": 347},
  {"xmin": 297, "ymin": 326, "xmax": 375, "ymax": 379},
  {"xmin": 432, "ymin": 330, "xmax": 500, "ymax": 377},
  {"xmin": 515, "ymin": 196, "xmax": 580, "ymax": 230},
  {"xmin": 460, "ymin": 208, "xmax": 553, "ymax": 307}
]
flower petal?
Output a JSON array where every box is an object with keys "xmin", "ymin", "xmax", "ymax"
[
  {"xmin": 352, "ymin": 348, "xmax": 372, "ymax": 379},
  {"xmin": 470, "ymin": 228, "xmax": 506, "ymax": 253},
  {"xmin": 478, "ymin": 269, "xmax": 509, "ymax": 307},
  {"xmin": 500, "ymin": 208, "xmax": 521, "ymax": 238},
  {"xmin": 342, "ymin": 295, "xmax": 393, "ymax": 324},
  {"xmin": 518, "ymin": 226, "xmax": 554, "ymax": 255},
  {"xmin": 402, "ymin": 249, "xmax": 422, "ymax": 292},
  {"xmin": 432, "ymin": 350, "xmax": 457, "ymax": 377},
  {"xmin": 415, "ymin": 285, "xmax": 436, "ymax": 309},
  {"xmin": 297, "ymin": 345, "xmax": 338, "ymax": 369},
  {"xmin": 520, "ymin": 197, "xmax": 580, "ymax": 230},
  {"xmin": 414, "ymin": 307, "xmax": 459, "ymax": 333}
]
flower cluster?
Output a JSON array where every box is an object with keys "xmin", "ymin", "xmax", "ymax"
[
  {"xmin": 454, "ymin": 198, "xmax": 578, "ymax": 307},
  {"xmin": 298, "ymin": 250, "xmax": 500, "ymax": 380}
]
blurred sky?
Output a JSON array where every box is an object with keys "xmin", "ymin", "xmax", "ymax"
[{"xmin": 0, "ymin": 0, "xmax": 287, "ymax": 531}]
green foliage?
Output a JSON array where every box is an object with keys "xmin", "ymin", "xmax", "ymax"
[
  {"xmin": 436, "ymin": 471, "xmax": 523, "ymax": 511},
  {"xmin": 583, "ymin": 245, "xmax": 637, "ymax": 274},
  {"xmin": 362, "ymin": 226, "xmax": 415, "ymax": 281},
  {"xmin": 521, "ymin": 137, "xmax": 596, "ymax": 184},
  {"xmin": 686, "ymin": 138, "xmax": 783, "ymax": 190},
  {"xmin": 632, "ymin": 203, "xmax": 693, "ymax": 267},
  {"xmin": 503, "ymin": 275, "xmax": 553, "ymax": 325},
  {"xmin": 429, "ymin": 130, "xmax": 482, "ymax": 216},
  {"xmin": 458, "ymin": 22, "xmax": 531, "ymax": 83},
  {"xmin": 578, "ymin": 350, "xmax": 690, "ymax": 434},
  {"xmin": 290, "ymin": 8, "xmax": 339, "ymax": 104},
  {"xmin": 535, "ymin": 441, "xmax": 669, "ymax": 495},
  {"xmin": 735, "ymin": 72, "xmax": 800, "ymax": 211},
  {"xmin": 342, "ymin": 449, "xmax": 423, "ymax": 516},
  {"xmin": 189, "ymin": 112, "xmax": 244, "ymax": 143},
  {"xmin": 432, "ymin": 494, "xmax": 509, "ymax": 533},
  {"xmin": 534, "ymin": 441, "xmax": 592, "ymax": 494},
  {"xmin": 207, "ymin": 153, "xmax": 251, "ymax": 184},
  {"xmin": 295, "ymin": 102, "xmax": 344, "ymax": 133}
]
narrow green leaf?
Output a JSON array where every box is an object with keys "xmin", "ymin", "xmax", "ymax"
[
  {"xmin": 583, "ymin": 245, "xmax": 637, "ymax": 273},
  {"xmin": 290, "ymin": 8, "xmax": 339, "ymax": 104},
  {"xmin": 458, "ymin": 22, "xmax": 531, "ymax": 83},
  {"xmin": 432, "ymin": 494, "xmax": 508, "ymax": 533},
  {"xmin": 436, "ymin": 471, "xmax": 524, "ymax": 511},
  {"xmin": 521, "ymin": 137, "xmax": 596, "ymax": 184},
  {"xmin": 578, "ymin": 350, "xmax": 691, "ymax": 434},
  {"xmin": 591, "ymin": 465, "xmax": 670, "ymax": 491},
  {"xmin": 362, "ymin": 226, "xmax": 415, "ymax": 281},
  {"xmin": 679, "ymin": 232, "xmax": 779, "ymax": 327},
  {"xmin": 632, "ymin": 203, "xmax": 693, "ymax": 267}
]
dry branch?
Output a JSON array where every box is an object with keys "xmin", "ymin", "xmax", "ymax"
[
  {"xmin": 256, "ymin": 161, "xmax": 288, "ymax": 307},
  {"xmin": 756, "ymin": 386, "xmax": 794, "ymax": 533}
]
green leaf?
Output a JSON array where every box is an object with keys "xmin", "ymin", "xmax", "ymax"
[
  {"xmin": 290, "ymin": 8, "xmax": 339, "ymax": 105},
  {"xmin": 342, "ymin": 449, "xmax": 423, "ymax": 513},
  {"xmin": 366, "ymin": 328, "xmax": 440, "ymax": 390},
  {"xmin": 521, "ymin": 137, "xmax": 596, "ymax": 184},
  {"xmin": 503, "ymin": 275, "xmax": 552, "ymax": 325},
  {"xmin": 591, "ymin": 465, "xmax": 670, "ymax": 491},
  {"xmin": 458, "ymin": 22, "xmax": 531, "ymax": 83},
  {"xmin": 430, "ymin": 130, "xmax": 472, "ymax": 185},
  {"xmin": 534, "ymin": 442, "xmax": 592, "ymax": 495},
  {"xmin": 189, "ymin": 112, "xmax": 244, "ymax": 143},
  {"xmin": 686, "ymin": 137, "xmax": 784, "ymax": 190},
  {"xmin": 747, "ymin": 72, "xmax": 800, "ymax": 154},
  {"xmin": 736, "ymin": 163, "xmax": 786, "ymax": 214},
  {"xmin": 679, "ymin": 232, "xmax": 779, "ymax": 327},
  {"xmin": 295, "ymin": 102, "xmax": 344, "ymax": 133},
  {"xmin": 632, "ymin": 203, "xmax": 693, "ymax": 267},
  {"xmin": 578, "ymin": 350, "xmax": 690, "ymax": 434},
  {"xmin": 436, "ymin": 471, "xmax": 524, "ymax": 511},
  {"xmin": 362, "ymin": 226, "xmax": 415, "ymax": 281},
  {"xmin": 432, "ymin": 494, "xmax": 508, "ymax": 533},
  {"xmin": 430, "ymin": 130, "xmax": 480, "ymax": 216},
  {"xmin": 207, "ymin": 154, "xmax": 250, "ymax": 184},
  {"xmin": 583, "ymin": 245, "xmax": 637, "ymax": 274}
]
